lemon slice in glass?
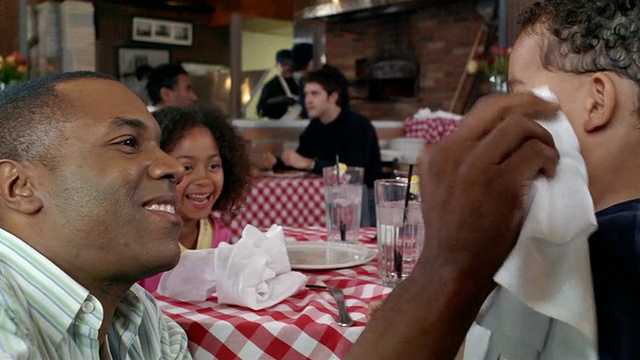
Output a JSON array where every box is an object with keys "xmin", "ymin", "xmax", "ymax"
[{"xmin": 409, "ymin": 175, "xmax": 419, "ymax": 195}]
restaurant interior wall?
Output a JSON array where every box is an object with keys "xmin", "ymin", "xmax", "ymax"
[
  {"xmin": 324, "ymin": 0, "xmax": 483, "ymax": 121},
  {"xmin": 93, "ymin": 1, "xmax": 230, "ymax": 76},
  {"xmin": 0, "ymin": 0, "xmax": 21, "ymax": 57}
]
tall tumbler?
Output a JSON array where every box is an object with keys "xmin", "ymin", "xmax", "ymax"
[
  {"xmin": 374, "ymin": 178, "xmax": 424, "ymax": 287},
  {"xmin": 323, "ymin": 166, "xmax": 364, "ymax": 244}
]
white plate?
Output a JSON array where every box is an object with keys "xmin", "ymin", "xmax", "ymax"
[
  {"xmin": 286, "ymin": 242, "xmax": 377, "ymax": 270},
  {"xmin": 261, "ymin": 170, "xmax": 307, "ymax": 178}
]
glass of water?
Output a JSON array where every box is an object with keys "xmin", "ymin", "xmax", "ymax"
[
  {"xmin": 374, "ymin": 178, "xmax": 424, "ymax": 287},
  {"xmin": 322, "ymin": 166, "xmax": 364, "ymax": 244}
]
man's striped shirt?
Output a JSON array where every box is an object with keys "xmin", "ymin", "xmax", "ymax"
[{"xmin": 0, "ymin": 228, "xmax": 191, "ymax": 359}]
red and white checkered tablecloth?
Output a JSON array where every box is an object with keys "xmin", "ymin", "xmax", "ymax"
[
  {"xmin": 155, "ymin": 227, "xmax": 391, "ymax": 360},
  {"xmin": 404, "ymin": 114, "xmax": 461, "ymax": 143},
  {"xmin": 228, "ymin": 175, "xmax": 326, "ymax": 241}
]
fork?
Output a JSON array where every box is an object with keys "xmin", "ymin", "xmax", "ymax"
[{"xmin": 306, "ymin": 284, "xmax": 355, "ymax": 327}]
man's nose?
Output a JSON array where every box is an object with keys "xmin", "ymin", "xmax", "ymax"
[{"xmin": 150, "ymin": 148, "xmax": 184, "ymax": 185}]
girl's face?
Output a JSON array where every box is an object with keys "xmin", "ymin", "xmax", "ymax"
[{"xmin": 169, "ymin": 126, "xmax": 224, "ymax": 223}]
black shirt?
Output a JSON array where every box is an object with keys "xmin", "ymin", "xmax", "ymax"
[
  {"xmin": 590, "ymin": 198, "xmax": 640, "ymax": 359},
  {"xmin": 295, "ymin": 109, "xmax": 382, "ymax": 187},
  {"xmin": 257, "ymin": 75, "xmax": 299, "ymax": 119}
]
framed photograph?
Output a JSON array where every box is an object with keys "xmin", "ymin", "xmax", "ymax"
[
  {"xmin": 132, "ymin": 17, "xmax": 193, "ymax": 46},
  {"xmin": 117, "ymin": 47, "xmax": 170, "ymax": 79}
]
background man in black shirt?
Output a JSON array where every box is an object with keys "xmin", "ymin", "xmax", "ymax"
[{"xmin": 267, "ymin": 68, "xmax": 383, "ymax": 225}]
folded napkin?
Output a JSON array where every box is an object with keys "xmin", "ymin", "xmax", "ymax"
[
  {"xmin": 464, "ymin": 87, "xmax": 598, "ymax": 359},
  {"xmin": 157, "ymin": 224, "xmax": 307, "ymax": 310}
]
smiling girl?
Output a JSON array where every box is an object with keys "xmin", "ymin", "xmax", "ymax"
[{"xmin": 139, "ymin": 106, "xmax": 252, "ymax": 292}]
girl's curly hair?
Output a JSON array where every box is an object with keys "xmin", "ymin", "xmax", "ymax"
[
  {"xmin": 152, "ymin": 106, "xmax": 252, "ymax": 221},
  {"xmin": 519, "ymin": 0, "xmax": 640, "ymax": 86}
]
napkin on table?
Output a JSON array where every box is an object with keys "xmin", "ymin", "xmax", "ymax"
[
  {"xmin": 157, "ymin": 224, "xmax": 307, "ymax": 310},
  {"xmin": 464, "ymin": 86, "xmax": 598, "ymax": 359}
]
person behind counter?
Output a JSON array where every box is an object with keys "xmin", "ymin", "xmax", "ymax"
[
  {"xmin": 139, "ymin": 106, "xmax": 253, "ymax": 292},
  {"xmin": 145, "ymin": 63, "xmax": 198, "ymax": 112},
  {"xmin": 256, "ymin": 49, "xmax": 300, "ymax": 120}
]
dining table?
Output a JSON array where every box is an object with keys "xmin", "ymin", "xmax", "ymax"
[
  {"xmin": 227, "ymin": 173, "xmax": 327, "ymax": 241},
  {"xmin": 154, "ymin": 226, "xmax": 391, "ymax": 360}
]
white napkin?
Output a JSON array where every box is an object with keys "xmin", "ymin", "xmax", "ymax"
[
  {"xmin": 157, "ymin": 224, "xmax": 307, "ymax": 310},
  {"xmin": 464, "ymin": 86, "xmax": 598, "ymax": 359},
  {"xmin": 411, "ymin": 107, "xmax": 462, "ymax": 121}
]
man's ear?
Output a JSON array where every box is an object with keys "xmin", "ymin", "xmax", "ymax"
[
  {"xmin": 584, "ymin": 72, "xmax": 616, "ymax": 133},
  {"xmin": 329, "ymin": 90, "xmax": 340, "ymax": 106},
  {"xmin": 159, "ymin": 86, "xmax": 173, "ymax": 104},
  {"xmin": 0, "ymin": 160, "xmax": 43, "ymax": 214}
]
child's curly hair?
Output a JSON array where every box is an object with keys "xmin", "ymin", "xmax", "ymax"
[
  {"xmin": 519, "ymin": 0, "xmax": 640, "ymax": 86},
  {"xmin": 152, "ymin": 106, "xmax": 252, "ymax": 221}
]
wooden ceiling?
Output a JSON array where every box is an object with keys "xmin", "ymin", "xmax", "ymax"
[
  {"xmin": 103, "ymin": 0, "xmax": 216, "ymax": 13},
  {"xmin": 102, "ymin": 0, "xmax": 295, "ymax": 23}
]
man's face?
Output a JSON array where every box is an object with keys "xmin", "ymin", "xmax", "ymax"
[
  {"xmin": 278, "ymin": 59, "xmax": 292, "ymax": 76},
  {"xmin": 35, "ymin": 79, "xmax": 185, "ymax": 284},
  {"xmin": 171, "ymin": 126, "xmax": 224, "ymax": 224},
  {"xmin": 509, "ymin": 31, "xmax": 591, "ymax": 144},
  {"xmin": 304, "ymin": 82, "xmax": 336, "ymax": 121},
  {"xmin": 164, "ymin": 73, "xmax": 198, "ymax": 107}
]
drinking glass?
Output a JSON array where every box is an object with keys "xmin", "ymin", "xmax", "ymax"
[
  {"xmin": 323, "ymin": 166, "xmax": 364, "ymax": 244},
  {"xmin": 374, "ymin": 178, "xmax": 424, "ymax": 287}
]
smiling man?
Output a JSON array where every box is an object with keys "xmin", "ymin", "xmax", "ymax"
[{"xmin": 0, "ymin": 72, "xmax": 191, "ymax": 358}]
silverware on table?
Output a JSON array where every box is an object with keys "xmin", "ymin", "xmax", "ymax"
[{"xmin": 306, "ymin": 284, "xmax": 355, "ymax": 327}]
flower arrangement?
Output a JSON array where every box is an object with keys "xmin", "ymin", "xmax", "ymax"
[
  {"xmin": 467, "ymin": 45, "xmax": 510, "ymax": 93},
  {"xmin": 0, "ymin": 51, "xmax": 29, "ymax": 86}
]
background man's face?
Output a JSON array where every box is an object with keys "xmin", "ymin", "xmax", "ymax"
[
  {"xmin": 278, "ymin": 59, "xmax": 292, "ymax": 76},
  {"xmin": 165, "ymin": 73, "xmax": 198, "ymax": 107},
  {"xmin": 304, "ymin": 82, "xmax": 334, "ymax": 119}
]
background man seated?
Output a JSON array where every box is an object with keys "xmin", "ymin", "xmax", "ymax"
[{"xmin": 262, "ymin": 68, "xmax": 383, "ymax": 226}]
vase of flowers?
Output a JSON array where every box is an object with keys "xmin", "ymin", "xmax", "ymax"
[
  {"xmin": 0, "ymin": 51, "xmax": 29, "ymax": 90},
  {"xmin": 467, "ymin": 45, "xmax": 510, "ymax": 94}
]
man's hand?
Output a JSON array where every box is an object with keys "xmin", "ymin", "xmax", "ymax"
[
  {"xmin": 419, "ymin": 93, "xmax": 560, "ymax": 284},
  {"xmin": 347, "ymin": 93, "xmax": 560, "ymax": 360},
  {"xmin": 250, "ymin": 152, "xmax": 277, "ymax": 171},
  {"xmin": 281, "ymin": 150, "xmax": 313, "ymax": 170}
]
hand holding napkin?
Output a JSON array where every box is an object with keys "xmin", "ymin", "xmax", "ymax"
[
  {"xmin": 157, "ymin": 224, "xmax": 307, "ymax": 310},
  {"xmin": 464, "ymin": 87, "xmax": 598, "ymax": 359}
]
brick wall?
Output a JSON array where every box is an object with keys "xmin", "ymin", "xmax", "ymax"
[{"xmin": 325, "ymin": 0, "xmax": 484, "ymax": 121}]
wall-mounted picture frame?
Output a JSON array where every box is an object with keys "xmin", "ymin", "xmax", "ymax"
[
  {"xmin": 116, "ymin": 46, "xmax": 170, "ymax": 79},
  {"xmin": 132, "ymin": 17, "xmax": 193, "ymax": 46}
]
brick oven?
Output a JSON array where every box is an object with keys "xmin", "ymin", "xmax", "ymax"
[{"xmin": 295, "ymin": 0, "xmax": 485, "ymax": 120}]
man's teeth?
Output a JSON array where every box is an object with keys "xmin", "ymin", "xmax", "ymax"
[{"xmin": 145, "ymin": 204, "xmax": 176, "ymax": 214}]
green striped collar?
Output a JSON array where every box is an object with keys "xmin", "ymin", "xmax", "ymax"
[{"xmin": 0, "ymin": 228, "xmax": 97, "ymax": 345}]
